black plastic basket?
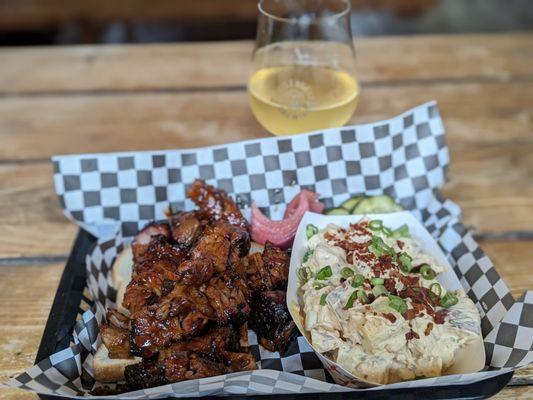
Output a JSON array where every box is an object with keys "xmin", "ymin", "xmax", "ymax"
[{"xmin": 35, "ymin": 229, "xmax": 514, "ymax": 400}]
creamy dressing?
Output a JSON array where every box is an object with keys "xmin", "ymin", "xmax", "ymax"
[{"xmin": 299, "ymin": 219, "xmax": 481, "ymax": 384}]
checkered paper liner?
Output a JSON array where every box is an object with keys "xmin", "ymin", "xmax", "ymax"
[{"xmin": 7, "ymin": 102, "xmax": 532, "ymax": 398}]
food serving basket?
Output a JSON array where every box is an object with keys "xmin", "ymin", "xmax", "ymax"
[{"xmin": 6, "ymin": 102, "xmax": 532, "ymax": 399}]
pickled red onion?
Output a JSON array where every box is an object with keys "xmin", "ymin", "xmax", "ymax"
[{"xmin": 251, "ymin": 190, "xmax": 324, "ymax": 249}]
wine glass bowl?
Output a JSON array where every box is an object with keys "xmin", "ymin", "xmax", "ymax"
[{"xmin": 248, "ymin": 0, "xmax": 360, "ymax": 136}]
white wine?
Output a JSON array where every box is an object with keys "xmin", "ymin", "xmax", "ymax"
[{"xmin": 248, "ymin": 65, "xmax": 359, "ymax": 135}]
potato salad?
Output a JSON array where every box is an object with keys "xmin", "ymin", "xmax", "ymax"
[{"xmin": 298, "ymin": 219, "xmax": 481, "ymax": 384}]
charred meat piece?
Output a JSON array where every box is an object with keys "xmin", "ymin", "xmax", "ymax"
[
  {"xmin": 132, "ymin": 235, "xmax": 185, "ymax": 292},
  {"xmin": 176, "ymin": 258, "xmax": 215, "ymax": 286},
  {"xmin": 241, "ymin": 242, "xmax": 290, "ymax": 292},
  {"xmin": 188, "ymin": 220, "xmax": 250, "ymax": 275},
  {"xmin": 249, "ymin": 291, "xmax": 297, "ymax": 354},
  {"xmin": 228, "ymin": 225, "xmax": 251, "ymax": 261},
  {"xmin": 132, "ymin": 221, "xmax": 171, "ymax": 262},
  {"xmin": 163, "ymin": 326, "xmax": 241, "ymax": 357},
  {"xmin": 100, "ymin": 310, "xmax": 132, "ymax": 359},
  {"xmin": 133, "ymin": 259, "xmax": 181, "ymax": 293},
  {"xmin": 223, "ymin": 351, "xmax": 256, "ymax": 372},
  {"xmin": 122, "ymin": 281, "xmax": 159, "ymax": 314},
  {"xmin": 127, "ymin": 326, "xmax": 255, "ymax": 388},
  {"xmin": 135, "ymin": 235, "xmax": 187, "ymax": 268},
  {"xmin": 186, "ymin": 354, "xmax": 228, "ymax": 380},
  {"xmin": 125, "ymin": 360, "xmax": 167, "ymax": 390},
  {"xmin": 262, "ymin": 242, "xmax": 290, "ymax": 289},
  {"xmin": 187, "ymin": 179, "xmax": 250, "ymax": 232},
  {"xmin": 201, "ymin": 272, "xmax": 251, "ymax": 326},
  {"xmin": 129, "ymin": 286, "xmax": 214, "ymax": 358},
  {"xmin": 170, "ymin": 211, "xmax": 203, "ymax": 248},
  {"xmin": 190, "ymin": 222, "xmax": 232, "ymax": 273},
  {"xmin": 124, "ymin": 236, "xmax": 187, "ymax": 313}
]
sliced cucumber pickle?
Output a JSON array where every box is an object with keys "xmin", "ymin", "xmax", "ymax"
[
  {"xmin": 351, "ymin": 195, "xmax": 403, "ymax": 214},
  {"xmin": 325, "ymin": 207, "xmax": 350, "ymax": 215},
  {"xmin": 340, "ymin": 197, "xmax": 362, "ymax": 212}
]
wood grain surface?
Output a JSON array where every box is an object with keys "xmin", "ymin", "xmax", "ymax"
[{"xmin": 0, "ymin": 33, "xmax": 531, "ymax": 399}]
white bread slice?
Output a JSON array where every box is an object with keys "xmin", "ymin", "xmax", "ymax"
[
  {"xmin": 115, "ymin": 283, "xmax": 130, "ymax": 317},
  {"xmin": 93, "ymin": 344, "xmax": 140, "ymax": 383},
  {"xmin": 112, "ymin": 246, "xmax": 134, "ymax": 290},
  {"xmin": 111, "ymin": 246, "xmax": 134, "ymax": 316}
]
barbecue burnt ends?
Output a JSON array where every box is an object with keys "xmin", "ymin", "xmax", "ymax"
[
  {"xmin": 249, "ymin": 291, "xmax": 297, "ymax": 354},
  {"xmin": 99, "ymin": 180, "xmax": 297, "ymax": 389},
  {"xmin": 125, "ymin": 325, "xmax": 255, "ymax": 390}
]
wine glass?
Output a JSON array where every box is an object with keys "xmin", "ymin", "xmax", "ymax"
[{"xmin": 248, "ymin": 0, "xmax": 360, "ymax": 136}]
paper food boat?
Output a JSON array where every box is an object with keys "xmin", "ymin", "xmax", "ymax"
[{"xmin": 287, "ymin": 211, "xmax": 486, "ymax": 388}]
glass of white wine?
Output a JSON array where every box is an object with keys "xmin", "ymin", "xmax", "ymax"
[{"xmin": 248, "ymin": 0, "xmax": 359, "ymax": 136}]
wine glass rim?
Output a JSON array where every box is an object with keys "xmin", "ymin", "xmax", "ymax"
[{"xmin": 258, "ymin": 0, "xmax": 351, "ymax": 23}]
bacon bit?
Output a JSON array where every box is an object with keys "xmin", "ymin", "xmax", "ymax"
[
  {"xmin": 324, "ymin": 232, "xmax": 335, "ymax": 241},
  {"xmin": 424, "ymin": 322, "xmax": 434, "ymax": 336},
  {"xmin": 399, "ymin": 287, "xmax": 431, "ymax": 305},
  {"xmin": 403, "ymin": 309, "xmax": 417, "ymax": 320},
  {"xmin": 384, "ymin": 278, "xmax": 396, "ymax": 293},
  {"xmin": 390, "ymin": 269, "xmax": 420, "ymax": 288},
  {"xmin": 403, "ymin": 302, "xmax": 428, "ymax": 321},
  {"xmin": 383, "ymin": 313, "xmax": 397, "ymax": 323},
  {"xmin": 434, "ymin": 310, "xmax": 447, "ymax": 324},
  {"xmin": 397, "ymin": 240, "xmax": 404, "ymax": 249},
  {"xmin": 405, "ymin": 330, "xmax": 420, "ymax": 340},
  {"xmin": 374, "ymin": 270, "xmax": 381, "ymax": 277}
]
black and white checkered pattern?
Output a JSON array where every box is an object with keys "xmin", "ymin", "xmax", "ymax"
[
  {"xmin": 52, "ymin": 102, "xmax": 448, "ymax": 238},
  {"xmin": 7, "ymin": 102, "xmax": 531, "ymax": 398}
]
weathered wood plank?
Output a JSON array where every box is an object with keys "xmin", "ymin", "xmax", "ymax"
[
  {"xmin": 481, "ymin": 241, "xmax": 533, "ymax": 300},
  {"xmin": 0, "ymin": 0, "xmax": 259, "ymax": 30},
  {"xmin": 493, "ymin": 385, "xmax": 533, "ymax": 399},
  {"xmin": 0, "ymin": 81, "xmax": 532, "ymax": 162},
  {"xmin": 0, "ymin": 163, "xmax": 78, "ymax": 258},
  {"xmin": 0, "ymin": 263, "xmax": 63, "ymax": 387},
  {"xmin": 1, "ymin": 34, "xmax": 532, "ymax": 94}
]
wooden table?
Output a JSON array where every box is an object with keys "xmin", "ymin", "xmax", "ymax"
[{"xmin": 0, "ymin": 33, "xmax": 532, "ymax": 399}]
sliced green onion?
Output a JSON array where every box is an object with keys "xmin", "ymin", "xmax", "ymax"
[
  {"xmin": 368, "ymin": 220, "xmax": 383, "ymax": 231},
  {"xmin": 388, "ymin": 295, "xmax": 408, "ymax": 314},
  {"xmin": 420, "ymin": 264, "xmax": 436, "ymax": 280},
  {"xmin": 370, "ymin": 277, "xmax": 384, "ymax": 286},
  {"xmin": 399, "ymin": 252, "xmax": 413, "ymax": 273},
  {"xmin": 306, "ymin": 224, "xmax": 319, "ymax": 239},
  {"xmin": 340, "ymin": 267, "xmax": 354, "ymax": 279},
  {"xmin": 315, "ymin": 265, "xmax": 332, "ymax": 280},
  {"xmin": 351, "ymin": 274, "xmax": 365, "ymax": 288},
  {"xmin": 357, "ymin": 290, "xmax": 369, "ymax": 304},
  {"xmin": 319, "ymin": 293, "xmax": 327, "ymax": 306},
  {"xmin": 382, "ymin": 226, "xmax": 393, "ymax": 237},
  {"xmin": 372, "ymin": 284, "xmax": 389, "ymax": 297},
  {"xmin": 391, "ymin": 224, "xmax": 410, "ymax": 238},
  {"xmin": 429, "ymin": 282, "xmax": 442, "ymax": 303},
  {"xmin": 313, "ymin": 282, "xmax": 326, "ymax": 290},
  {"xmin": 345, "ymin": 291, "xmax": 357, "ymax": 308},
  {"xmin": 346, "ymin": 290, "xmax": 368, "ymax": 308},
  {"xmin": 440, "ymin": 292, "xmax": 459, "ymax": 308},
  {"xmin": 369, "ymin": 235, "xmax": 393, "ymax": 256},
  {"xmin": 303, "ymin": 249, "xmax": 313, "ymax": 263}
]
